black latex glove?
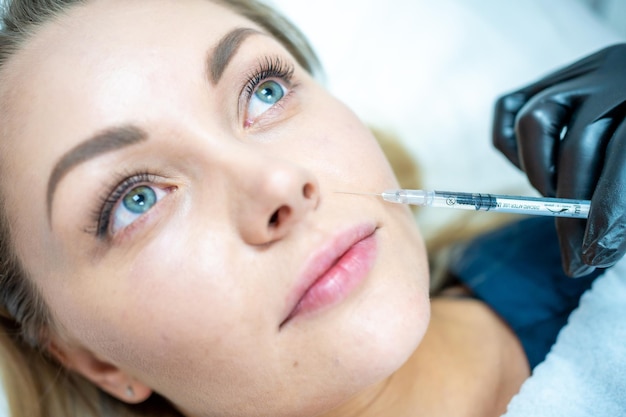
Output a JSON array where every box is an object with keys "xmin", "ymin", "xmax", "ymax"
[{"xmin": 492, "ymin": 43, "xmax": 626, "ymax": 277}]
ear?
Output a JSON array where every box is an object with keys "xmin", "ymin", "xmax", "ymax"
[{"xmin": 48, "ymin": 337, "xmax": 153, "ymax": 404}]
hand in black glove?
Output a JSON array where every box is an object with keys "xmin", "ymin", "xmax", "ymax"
[{"xmin": 492, "ymin": 43, "xmax": 626, "ymax": 277}]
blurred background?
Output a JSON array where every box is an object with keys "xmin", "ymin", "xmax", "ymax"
[
  {"xmin": 578, "ymin": 0, "xmax": 626, "ymax": 37},
  {"xmin": 267, "ymin": 0, "xmax": 625, "ymax": 239}
]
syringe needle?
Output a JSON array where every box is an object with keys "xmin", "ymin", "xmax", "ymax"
[{"xmin": 333, "ymin": 191, "xmax": 382, "ymax": 197}]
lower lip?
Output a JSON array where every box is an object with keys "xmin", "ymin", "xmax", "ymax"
[{"xmin": 283, "ymin": 232, "xmax": 378, "ymax": 325}]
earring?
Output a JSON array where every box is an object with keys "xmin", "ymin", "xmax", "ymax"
[{"xmin": 126, "ymin": 385, "xmax": 135, "ymax": 398}]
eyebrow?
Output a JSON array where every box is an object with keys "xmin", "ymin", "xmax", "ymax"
[
  {"xmin": 46, "ymin": 125, "xmax": 147, "ymax": 220},
  {"xmin": 208, "ymin": 27, "xmax": 260, "ymax": 84}
]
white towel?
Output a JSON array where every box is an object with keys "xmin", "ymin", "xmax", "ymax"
[{"xmin": 503, "ymin": 257, "xmax": 626, "ymax": 416}]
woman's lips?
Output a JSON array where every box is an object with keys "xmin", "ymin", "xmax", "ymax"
[{"xmin": 280, "ymin": 224, "xmax": 378, "ymax": 328}]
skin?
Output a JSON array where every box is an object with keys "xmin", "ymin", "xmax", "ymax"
[{"xmin": 0, "ymin": 0, "xmax": 434, "ymax": 416}]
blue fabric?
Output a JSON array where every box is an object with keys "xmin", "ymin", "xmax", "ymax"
[{"xmin": 448, "ymin": 217, "xmax": 604, "ymax": 369}]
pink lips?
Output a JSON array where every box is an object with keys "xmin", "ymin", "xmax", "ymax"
[{"xmin": 280, "ymin": 224, "xmax": 378, "ymax": 328}]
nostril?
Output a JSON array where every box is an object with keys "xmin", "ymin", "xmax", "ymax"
[
  {"xmin": 268, "ymin": 205, "xmax": 291, "ymax": 228},
  {"xmin": 268, "ymin": 210, "xmax": 279, "ymax": 227},
  {"xmin": 302, "ymin": 183, "xmax": 315, "ymax": 199}
]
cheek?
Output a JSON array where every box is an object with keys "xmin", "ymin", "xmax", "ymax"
[
  {"xmin": 293, "ymin": 90, "xmax": 399, "ymax": 189},
  {"xmin": 49, "ymin": 223, "xmax": 257, "ymax": 380}
]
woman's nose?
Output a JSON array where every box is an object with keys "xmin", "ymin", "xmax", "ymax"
[{"xmin": 234, "ymin": 159, "xmax": 320, "ymax": 245}]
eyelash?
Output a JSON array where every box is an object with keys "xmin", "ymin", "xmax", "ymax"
[
  {"xmin": 241, "ymin": 56, "xmax": 295, "ymax": 117},
  {"xmin": 88, "ymin": 172, "xmax": 159, "ymax": 238}
]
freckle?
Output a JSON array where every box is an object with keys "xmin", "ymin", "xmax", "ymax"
[{"xmin": 293, "ymin": 361, "xmax": 299, "ymax": 368}]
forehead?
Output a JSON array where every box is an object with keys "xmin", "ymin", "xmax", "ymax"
[
  {"xmin": 0, "ymin": 0, "xmax": 259, "ymax": 173},
  {"xmin": 2, "ymin": 0, "xmax": 255, "ymax": 116}
]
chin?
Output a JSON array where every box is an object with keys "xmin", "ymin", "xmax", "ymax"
[
  {"xmin": 328, "ymin": 282, "xmax": 431, "ymax": 391},
  {"xmin": 302, "ymin": 296, "xmax": 430, "ymax": 417},
  {"xmin": 367, "ymin": 294, "xmax": 429, "ymax": 370},
  {"xmin": 355, "ymin": 233, "xmax": 431, "ymax": 376}
]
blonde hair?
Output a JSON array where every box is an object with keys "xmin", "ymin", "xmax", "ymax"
[{"xmin": 0, "ymin": 1, "xmax": 320, "ymax": 416}]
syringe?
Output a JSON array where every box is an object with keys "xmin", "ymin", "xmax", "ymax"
[{"xmin": 370, "ymin": 189, "xmax": 590, "ymax": 218}]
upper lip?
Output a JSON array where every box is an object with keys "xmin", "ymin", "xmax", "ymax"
[{"xmin": 280, "ymin": 222, "xmax": 377, "ymax": 326}]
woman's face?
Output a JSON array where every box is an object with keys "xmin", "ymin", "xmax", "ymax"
[{"xmin": 0, "ymin": 0, "xmax": 430, "ymax": 416}]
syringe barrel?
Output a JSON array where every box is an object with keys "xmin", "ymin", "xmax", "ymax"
[
  {"xmin": 432, "ymin": 191, "xmax": 589, "ymax": 218},
  {"xmin": 382, "ymin": 189, "xmax": 590, "ymax": 218}
]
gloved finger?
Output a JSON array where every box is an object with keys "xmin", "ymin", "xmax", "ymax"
[
  {"xmin": 492, "ymin": 92, "xmax": 527, "ymax": 168},
  {"xmin": 554, "ymin": 114, "xmax": 614, "ymax": 276},
  {"xmin": 514, "ymin": 98, "xmax": 571, "ymax": 197},
  {"xmin": 492, "ymin": 51, "xmax": 601, "ymax": 170},
  {"xmin": 582, "ymin": 114, "xmax": 626, "ymax": 268},
  {"xmin": 555, "ymin": 218, "xmax": 595, "ymax": 277}
]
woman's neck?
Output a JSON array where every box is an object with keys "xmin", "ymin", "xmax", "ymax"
[{"xmin": 321, "ymin": 296, "xmax": 530, "ymax": 417}]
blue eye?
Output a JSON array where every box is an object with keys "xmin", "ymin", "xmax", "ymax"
[
  {"xmin": 124, "ymin": 186, "xmax": 156, "ymax": 213},
  {"xmin": 110, "ymin": 185, "xmax": 166, "ymax": 234},
  {"xmin": 247, "ymin": 80, "xmax": 287, "ymax": 121},
  {"xmin": 256, "ymin": 80, "xmax": 284, "ymax": 104}
]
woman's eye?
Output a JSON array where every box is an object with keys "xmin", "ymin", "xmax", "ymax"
[
  {"xmin": 110, "ymin": 185, "xmax": 167, "ymax": 234},
  {"xmin": 247, "ymin": 79, "xmax": 287, "ymax": 121}
]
